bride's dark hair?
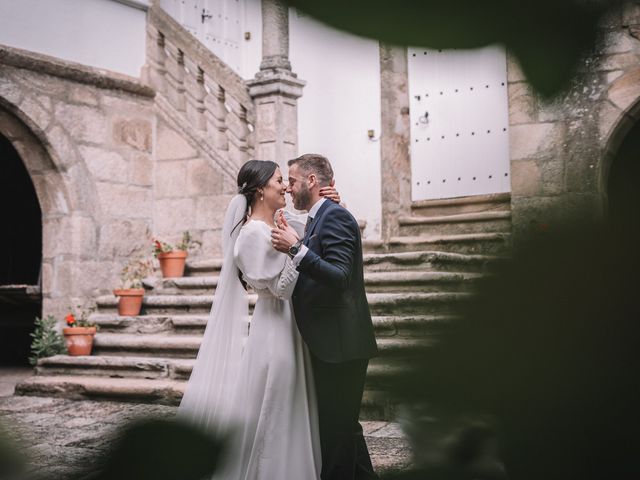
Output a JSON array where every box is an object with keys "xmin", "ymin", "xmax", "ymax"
[
  {"xmin": 237, "ymin": 159, "xmax": 279, "ymax": 213},
  {"xmin": 234, "ymin": 159, "xmax": 279, "ymax": 289}
]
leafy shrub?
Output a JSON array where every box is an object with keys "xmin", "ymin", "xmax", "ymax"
[{"xmin": 28, "ymin": 315, "xmax": 65, "ymax": 366}]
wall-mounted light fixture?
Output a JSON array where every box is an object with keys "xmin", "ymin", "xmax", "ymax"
[{"xmin": 367, "ymin": 129, "xmax": 379, "ymax": 142}]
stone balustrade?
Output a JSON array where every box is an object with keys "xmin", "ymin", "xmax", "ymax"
[{"xmin": 146, "ymin": 5, "xmax": 255, "ymax": 179}]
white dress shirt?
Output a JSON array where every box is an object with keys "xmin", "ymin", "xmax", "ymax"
[{"xmin": 292, "ymin": 197, "xmax": 326, "ymax": 266}]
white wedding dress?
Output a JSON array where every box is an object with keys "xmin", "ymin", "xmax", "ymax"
[{"xmin": 177, "ymin": 195, "xmax": 321, "ymax": 480}]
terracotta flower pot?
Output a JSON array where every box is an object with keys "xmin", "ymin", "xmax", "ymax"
[
  {"xmin": 157, "ymin": 250, "xmax": 188, "ymax": 278},
  {"xmin": 113, "ymin": 288, "xmax": 145, "ymax": 316},
  {"xmin": 63, "ymin": 326, "xmax": 96, "ymax": 356}
]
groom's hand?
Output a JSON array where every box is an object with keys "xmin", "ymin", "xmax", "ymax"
[{"xmin": 271, "ymin": 216, "xmax": 300, "ymax": 253}]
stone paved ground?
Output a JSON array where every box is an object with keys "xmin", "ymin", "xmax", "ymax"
[{"xmin": 0, "ymin": 368, "xmax": 412, "ymax": 479}]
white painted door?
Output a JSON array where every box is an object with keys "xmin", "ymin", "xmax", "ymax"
[
  {"xmin": 160, "ymin": 0, "xmax": 251, "ymax": 76},
  {"xmin": 202, "ymin": 0, "xmax": 242, "ymax": 73},
  {"xmin": 183, "ymin": 0, "xmax": 202, "ymax": 37},
  {"xmin": 408, "ymin": 46, "xmax": 510, "ymax": 201},
  {"xmin": 159, "ymin": 0, "xmax": 201, "ymax": 36}
]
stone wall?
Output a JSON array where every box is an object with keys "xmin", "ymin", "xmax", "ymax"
[
  {"xmin": 507, "ymin": 2, "xmax": 640, "ymax": 239},
  {"xmin": 0, "ymin": 45, "xmax": 236, "ymax": 320},
  {"xmin": 153, "ymin": 116, "xmax": 236, "ymax": 260},
  {"xmin": 379, "ymin": 44, "xmax": 411, "ymax": 241}
]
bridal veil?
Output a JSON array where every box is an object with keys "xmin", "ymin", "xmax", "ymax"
[{"xmin": 178, "ymin": 194, "xmax": 248, "ymax": 434}]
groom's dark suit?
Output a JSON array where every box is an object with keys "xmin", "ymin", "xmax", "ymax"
[{"xmin": 292, "ymin": 199, "xmax": 379, "ymax": 480}]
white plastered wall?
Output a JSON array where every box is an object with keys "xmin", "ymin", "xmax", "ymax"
[
  {"xmin": 289, "ymin": 9, "xmax": 382, "ymax": 239},
  {"xmin": 0, "ymin": 0, "xmax": 148, "ymax": 77}
]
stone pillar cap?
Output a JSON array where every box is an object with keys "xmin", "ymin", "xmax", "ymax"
[{"xmin": 247, "ymin": 70, "xmax": 306, "ymax": 99}]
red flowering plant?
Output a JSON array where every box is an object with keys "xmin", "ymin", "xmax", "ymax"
[
  {"xmin": 64, "ymin": 313, "xmax": 76, "ymax": 327},
  {"xmin": 65, "ymin": 304, "xmax": 97, "ymax": 329},
  {"xmin": 152, "ymin": 231, "xmax": 198, "ymax": 257}
]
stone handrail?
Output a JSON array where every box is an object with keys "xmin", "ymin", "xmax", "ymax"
[
  {"xmin": 146, "ymin": 5, "xmax": 255, "ymax": 179},
  {"xmin": 0, "ymin": 44, "xmax": 155, "ymax": 98}
]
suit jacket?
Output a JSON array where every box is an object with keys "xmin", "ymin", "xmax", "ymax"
[{"xmin": 292, "ymin": 200, "xmax": 378, "ymax": 363}]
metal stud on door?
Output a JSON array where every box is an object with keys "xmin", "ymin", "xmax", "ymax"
[
  {"xmin": 408, "ymin": 46, "xmax": 511, "ymax": 201},
  {"xmin": 202, "ymin": 0, "xmax": 242, "ymax": 73},
  {"xmin": 182, "ymin": 0, "xmax": 202, "ymax": 37},
  {"xmin": 161, "ymin": 0, "xmax": 243, "ymax": 74}
]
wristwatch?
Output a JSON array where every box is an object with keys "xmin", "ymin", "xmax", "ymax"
[{"xmin": 288, "ymin": 240, "xmax": 303, "ymax": 258}]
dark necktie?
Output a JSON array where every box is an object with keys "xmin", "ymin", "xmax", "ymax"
[{"xmin": 304, "ymin": 216, "xmax": 313, "ymax": 239}]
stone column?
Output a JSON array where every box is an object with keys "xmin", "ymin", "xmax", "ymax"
[
  {"xmin": 379, "ymin": 44, "xmax": 412, "ymax": 240},
  {"xmin": 247, "ymin": 0, "xmax": 305, "ymax": 172}
]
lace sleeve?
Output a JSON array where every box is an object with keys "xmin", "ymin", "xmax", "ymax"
[{"xmin": 274, "ymin": 257, "xmax": 299, "ymax": 299}]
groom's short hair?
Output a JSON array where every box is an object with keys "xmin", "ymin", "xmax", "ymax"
[{"xmin": 288, "ymin": 154, "xmax": 334, "ymax": 187}]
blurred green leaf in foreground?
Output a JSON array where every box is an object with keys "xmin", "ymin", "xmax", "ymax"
[
  {"xmin": 385, "ymin": 220, "xmax": 640, "ymax": 480},
  {"xmin": 285, "ymin": 0, "xmax": 627, "ymax": 98},
  {"xmin": 73, "ymin": 418, "xmax": 224, "ymax": 480},
  {"xmin": 0, "ymin": 420, "xmax": 26, "ymax": 479}
]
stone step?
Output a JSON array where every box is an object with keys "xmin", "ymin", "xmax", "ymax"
[
  {"xmin": 89, "ymin": 313, "xmax": 214, "ymax": 334},
  {"xmin": 90, "ymin": 312, "xmax": 453, "ymax": 337},
  {"xmin": 373, "ymin": 233, "xmax": 511, "ymax": 255},
  {"xmin": 96, "ymin": 294, "xmax": 218, "ymax": 314},
  {"xmin": 14, "ymin": 375, "xmax": 184, "ymax": 405},
  {"xmin": 144, "ymin": 276, "xmax": 220, "ymax": 295},
  {"xmin": 185, "ymin": 258, "xmax": 223, "ymax": 277},
  {"xmin": 33, "ymin": 353, "xmax": 413, "ymax": 384},
  {"xmin": 364, "ymin": 271, "xmax": 481, "ymax": 293},
  {"xmin": 373, "ymin": 314, "xmax": 454, "ymax": 337},
  {"xmin": 97, "ymin": 293, "xmax": 263, "ymax": 313},
  {"xmin": 89, "ymin": 332, "xmax": 434, "ymax": 359},
  {"xmin": 398, "ymin": 211, "xmax": 511, "ymax": 236},
  {"xmin": 15, "ymin": 372, "xmax": 399, "ymax": 420},
  {"xmin": 410, "ymin": 192, "xmax": 511, "ymax": 217},
  {"xmin": 180, "ymin": 250, "xmax": 506, "ymax": 278},
  {"xmin": 92, "ymin": 333, "xmax": 203, "ymax": 358},
  {"xmin": 362, "ymin": 239, "xmax": 386, "ymax": 253},
  {"xmin": 96, "ymin": 292, "xmax": 470, "ymax": 316},
  {"xmin": 147, "ymin": 271, "xmax": 482, "ymax": 295},
  {"xmin": 362, "ymin": 250, "xmax": 506, "ymax": 273},
  {"xmin": 374, "ymin": 337, "xmax": 428, "ymax": 353},
  {"xmin": 35, "ymin": 354, "xmax": 194, "ymax": 380}
]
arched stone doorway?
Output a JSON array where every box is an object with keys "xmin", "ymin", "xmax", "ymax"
[
  {"xmin": 0, "ymin": 132, "xmax": 42, "ymax": 365},
  {"xmin": 599, "ymin": 68, "xmax": 640, "ymax": 234},
  {"xmin": 0, "ymin": 94, "xmax": 80, "ymax": 368},
  {"xmin": 606, "ymin": 119, "xmax": 640, "ymax": 234}
]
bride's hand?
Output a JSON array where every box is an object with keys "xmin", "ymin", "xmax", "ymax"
[
  {"xmin": 319, "ymin": 178, "xmax": 341, "ymax": 204},
  {"xmin": 271, "ymin": 214, "xmax": 300, "ymax": 253},
  {"xmin": 278, "ymin": 214, "xmax": 299, "ymax": 238},
  {"xmin": 275, "ymin": 210, "xmax": 286, "ymax": 229}
]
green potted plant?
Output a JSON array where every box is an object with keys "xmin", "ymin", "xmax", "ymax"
[
  {"xmin": 29, "ymin": 315, "xmax": 66, "ymax": 365},
  {"xmin": 63, "ymin": 304, "xmax": 98, "ymax": 356},
  {"xmin": 113, "ymin": 257, "xmax": 154, "ymax": 316},
  {"xmin": 153, "ymin": 231, "xmax": 196, "ymax": 278}
]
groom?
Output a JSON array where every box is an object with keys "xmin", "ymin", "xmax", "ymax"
[{"xmin": 271, "ymin": 153, "xmax": 379, "ymax": 480}]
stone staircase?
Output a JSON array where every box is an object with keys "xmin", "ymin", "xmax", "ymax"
[
  {"xmin": 16, "ymin": 193, "xmax": 512, "ymax": 420},
  {"xmin": 365, "ymin": 192, "xmax": 512, "ymax": 255}
]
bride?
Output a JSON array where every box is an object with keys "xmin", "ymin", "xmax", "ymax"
[{"xmin": 178, "ymin": 159, "xmax": 339, "ymax": 479}]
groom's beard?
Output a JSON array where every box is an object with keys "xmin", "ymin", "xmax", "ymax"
[{"xmin": 294, "ymin": 184, "xmax": 312, "ymax": 211}]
